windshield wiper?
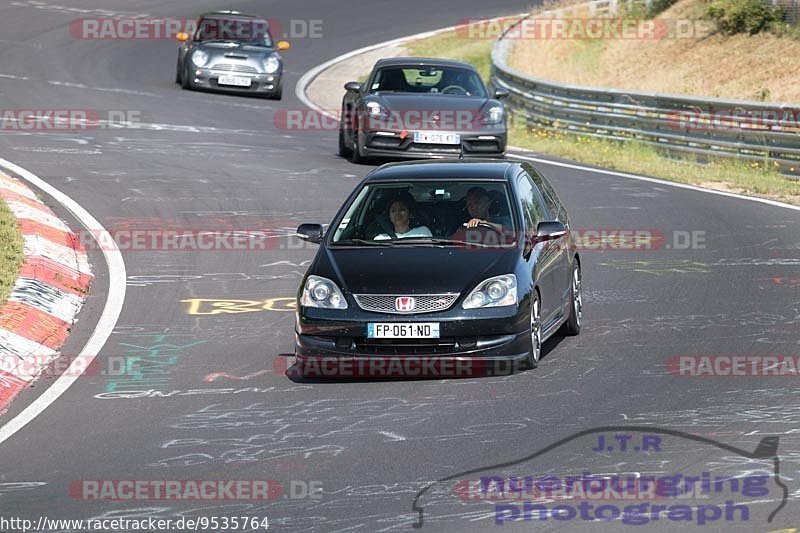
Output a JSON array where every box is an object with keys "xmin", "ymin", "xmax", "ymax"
[
  {"xmin": 386, "ymin": 237, "xmax": 481, "ymax": 246},
  {"xmin": 333, "ymin": 239, "xmax": 394, "ymax": 246}
]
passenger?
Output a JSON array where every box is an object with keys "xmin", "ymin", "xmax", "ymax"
[
  {"xmin": 461, "ymin": 186, "xmax": 510, "ymax": 233},
  {"xmin": 374, "ymin": 196, "xmax": 432, "ymax": 240}
]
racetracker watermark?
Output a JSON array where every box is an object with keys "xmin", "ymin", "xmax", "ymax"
[
  {"xmin": 455, "ymin": 17, "xmax": 713, "ymax": 40},
  {"xmin": 69, "ymin": 480, "xmax": 282, "ymax": 500},
  {"xmin": 274, "ymin": 109, "xmax": 490, "ymax": 132},
  {"xmin": 445, "ymin": 228, "xmax": 703, "ymax": 251},
  {"xmin": 0, "ymin": 110, "xmax": 150, "ymax": 131},
  {"xmin": 666, "ymin": 107, "xmax": 800, "ymax": 132},
  {"xmin": 0, "ymin": 354, "xmax": 201, "ymax": 380},
  {"xmin": 668, "ymin": 355, "xmax": 800, "ymax": 377},
  {"xmin": 278, "ymin": 356, "xmax": 514, "ymax": 378},
  {"xmin": 77, "ymin": 229, "xmax": 272, "ymax": 251},
  {"xmin": 69, "ymin": 17, "xmax": 323, "ymax": 40}
]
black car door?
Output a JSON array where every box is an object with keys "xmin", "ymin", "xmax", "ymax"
[
  {"xmin": 526, "ymin": 165, "xmax": 571, "ymax": 316},
  {"xmin": 516, "ymin": 171, "xmax": 559, "ymax": 325}
]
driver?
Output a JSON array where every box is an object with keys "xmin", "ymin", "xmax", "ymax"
[
  {"xmin": 462, "ymin": 186, "xmax": 510, "ymax": 233},
  {"xmin": 436, "ymin": 69, "xmax": 464, "ymax": 94}
]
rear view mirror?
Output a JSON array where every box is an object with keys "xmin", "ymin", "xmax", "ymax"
[
  {"xmin": 277, "ymin": 40, "xmax": 291, "ymax": 51},
  {"xmin": 494, "ymin": 88, "xmax": 509, "ymax": 99},
  {"xmin": 534, "ymin": 221, "xmax": 567, "ymax": 243},
  {"xmin": 176, "ymin": 32, "xmax": 189, "ymax": 42},
  {"xmin": 297, "ymin": 223, "xmax": 323, "ymax": 244},
  {"xmin": 344, "ymin": 81, "xmax": 362, "ymax": 93}
]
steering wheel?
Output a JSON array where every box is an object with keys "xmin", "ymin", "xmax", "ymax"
[
  {"xmin": 476, "ymin": 221, "xmax": 503, "ymax": 234},
  {"xmin": 441, "ymin": 85, "xmax": 468, "ymax": 95}
]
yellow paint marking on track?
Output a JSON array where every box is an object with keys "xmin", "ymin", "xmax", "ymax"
[{"xmin": 182, "ymin": 297, "xmax": 296, "ymax": 315}]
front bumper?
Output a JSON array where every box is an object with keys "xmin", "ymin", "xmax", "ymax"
[
  {"xmin": 294, "ymin": 303, "xmax": 530, "ymax": 377},
  {"xmin": 359, "ymin": 128, "xmax": 507, "ymax": 159},
  {"xmin": 189, "ymin": 68, "xmax": 281, "ymax": 95}
]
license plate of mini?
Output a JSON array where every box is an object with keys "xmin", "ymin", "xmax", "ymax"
[{"xmin": 218, "ymin": 75, "xmax": 252, "ymax": 87}]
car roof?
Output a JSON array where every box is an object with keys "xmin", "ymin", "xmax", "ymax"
[
  {"xmin": 199, "ymin": 11, "xmax": 259, "ymax": 20},
  {"xmin": 363, "ymin": 160, "xmax": 518, "ymax": 182},
  {"xmin": 373, "ymin": 57, "xmax": 478, "ymax": 71}
]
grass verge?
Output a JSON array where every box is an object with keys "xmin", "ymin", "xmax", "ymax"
[
  {"xmin": 408, "ymin": 31, "xmax": 800, "ymax": 205},
  {"xmin": 0, "ymin": 196, "xmax": 24, "ymax": 303}
]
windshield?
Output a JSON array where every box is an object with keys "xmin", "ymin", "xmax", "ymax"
[
  {"xmin": 193, "ymin": 17, "xmax": 274, "ymax": 47},
  {"xmin": 369, "ymin": 66, "xmax": 488, "ymax": 97},
  {"xmin": 331, "ymin": 180, "xmax": 518, "ymax": 245}
]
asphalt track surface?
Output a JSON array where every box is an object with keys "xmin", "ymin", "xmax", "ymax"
[{"xmin": 0, "ymin": 1, "xmax": 799, "ymax": 531}]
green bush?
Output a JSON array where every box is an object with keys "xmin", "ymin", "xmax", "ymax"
[
  {"xmin": 706, "ymin": 0, "xmax": 783, "ymax": 34},
  {"xmin": 646, "ymin": 0, "xmax": 679, "ymax": 17}
]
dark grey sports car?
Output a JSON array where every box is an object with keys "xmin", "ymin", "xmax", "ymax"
[
  {"xmin": 339, "ymin": 58, "xmax": 509, "ymax": 163},
  {"xmin": 175, "ymin": 11, "xmax": 289, "ymax": 99}
]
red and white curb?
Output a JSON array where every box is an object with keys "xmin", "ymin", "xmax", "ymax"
[{"xmin": 0, "ymin": 170, "xmax": 92, "ymax": 411}]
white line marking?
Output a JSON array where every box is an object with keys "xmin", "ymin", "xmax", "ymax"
[
  {"xmin": 0, "ymin": 158, "xmax": 126, "ymax": 445},
  {"xmin": 296, "ymin": 23, "xmax": 800, "ymax": 213},
  {"xmin": 379, "ymin": 431, "xmax": 406, "ymax": 441},
  {"xmin": 509, "ymin": 152, "xmax": 800, "ymax": 212}
]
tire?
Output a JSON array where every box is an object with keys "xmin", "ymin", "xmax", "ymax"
[
  {"xmin": 559, "ymin": 261, "xmax": 582, "ymax": 336},
  {"xmin": 180, "ymin": 65, "xmax": 192, "ymax": 90},
  {"xmin": 338, "ymin": 123, "xmax": 352, "ymax": 157},
  {"xmin": 524, "ymin": 291, "xmax": 542, "ymax": 370},
  {"xmin": 348, "ymin": 128, "xmax": 364, "ymax": 164}
]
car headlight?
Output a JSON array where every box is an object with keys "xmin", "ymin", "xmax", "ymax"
[
  {"xmin": 191, "ymin": 50, "xmax": 209, "ymax": 68},
  {"xmin": 301, "ymin": 275, "xmax": 348, "ymax": 309},
  {"xmin": 463, "ymin": 274, "xmax": 517, "ymax": 309},
  {"xmin": 366, "ymin": 101, "xmax": 386, "ymax": 118},
  {"xmin": 263, "ymin": 55, "xmax": 280, "ymax": 74},
  {"xmin": 482, "ymin": 105, "xmax": 504, "ymax": 125}
]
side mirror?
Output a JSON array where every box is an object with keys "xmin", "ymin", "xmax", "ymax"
[
  {"xmin": 277, "ymin": 40, "xmax": 291, "ymax": 51},
  {"xmin": 534, "ymin": 221, "xmax": 567, "ymax": 243},
  {"xmin": 297, "ymin": 223, "xmax": 323, "ymax": 244},
  {"xmin": 176, "ymin": 32, "xmax": 189, "ymax": 42},
  {"xmin": 344, "ymin": 81, "xmax": 362, "ymax": 93},
  {"xmin": 494, "ymin": 88, "xmax": 509, "ymax": 99}
]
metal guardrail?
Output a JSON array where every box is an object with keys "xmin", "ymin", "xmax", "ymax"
[{"xmin": 490, "ymin": 16, "xmax": 800, "ymax": 176}]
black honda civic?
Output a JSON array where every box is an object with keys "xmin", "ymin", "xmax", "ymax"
[{"xmin": 294, "ymin": 160, "xmax": 581, "ymax": 377}]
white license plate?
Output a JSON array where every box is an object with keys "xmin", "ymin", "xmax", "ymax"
[
  {"xmin": 413, "ymin": 132, "xmax": 461, "ymax": 145},
  {"xmin": 218, "ymin": 75, "xmax": 252, "ymax": 87},
  {"xmin": 367, "ymin": 323, "xmax": 440, "ymax": 339}
]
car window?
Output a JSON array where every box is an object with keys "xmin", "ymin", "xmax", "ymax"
[
  {"xmin": 521, "ymin": 171, "xmax": 557, "ymax": 219},
  {"xmin": 526, "ymin": 166, "xmax": 562, "ymax": 219},
  {"xmin": 330, "ymin": 180, "xmax": 516, "ymax": 244},
  {"xmin": 369, "ymin": 67, "xmax": 487, "ymax": 97},
  {"xmin": 193, "ymin": 17, "xmax": 274, "ymax": 47},
  {"xmin": 516, "ymin": 173, "xmax": 548, "ymax": 232}
]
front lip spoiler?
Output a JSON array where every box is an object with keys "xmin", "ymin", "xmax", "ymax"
[
  {"xmin": 360, "ymin": 146, "xmax": 506, "ymax": 159},
  {"xmin": 290, "ymin": 352, "xmax": 530, "ymax": 379}
]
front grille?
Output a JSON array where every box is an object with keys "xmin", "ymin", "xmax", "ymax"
[
  {"xmin": 408, "ymin": 143, "xmax": 462, "ymax": 153},
  {"xmin": 463, "ymin": 139, "xmax": 502, "ymax": 152},
  {"xmin": 353, "ymin": 293, "xmax": 459, "ymax": 314},
  {"xmin": 354, "ymin": 338, "xmax": 459, "ymax": 355},
  {"xmin": 210, "ymin": 63, "xmax": 258, "ymax": 74}
]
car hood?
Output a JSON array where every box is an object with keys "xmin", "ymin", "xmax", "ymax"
[
  {"xmin": 369, "ymin": 93, "xmax": 493, "ymax": 114},
  {"xmin": 314, "ymin": 246, "xmax": 518, "ymax": 295},
  {"xmin": 195, "ymin": 41, "xmax": 275, "ymax": 58}
]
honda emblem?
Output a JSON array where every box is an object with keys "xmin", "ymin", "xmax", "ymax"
[{"xmin": 395, "ymin": 296, "xmax": 415, "ymax": 311}]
